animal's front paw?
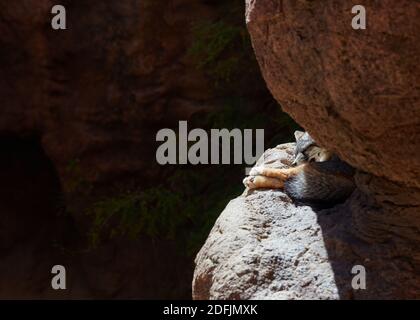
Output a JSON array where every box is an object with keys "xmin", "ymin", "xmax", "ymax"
[
  {"xmin": 249, "ymin": 166, "xmax": 265, "ymax": 176},
  {"xmin": 243, "ymin": 176, "xmax": 257, "ymax": 189}
]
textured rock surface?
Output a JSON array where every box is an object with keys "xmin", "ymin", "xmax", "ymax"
[
  {"xmin": 193, "ymin": 144, "xmax": 420, "ymax": 299},
  {"xmin": 194, "ymin": 1, "xmax": 420, "ymax": 299},
  {"xmin": 193, "ymin": 144, "xmax": 341, "ymax": 299},
  {"xmin": 246, "ymin": 0, "xmax": 420, "ymax": 188}
]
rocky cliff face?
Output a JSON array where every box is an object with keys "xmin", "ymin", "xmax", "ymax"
[
  {"xmin": 1, "ymin": 0, "xmax": 218, "ymax": 299},
  {"xmin": 0, "ymin": 0, "xmax": 283, "ymax": 298},
  {"xmin": 193, "ymin": 1, "xmax": 420, "ymax": 299},
  {"xmin": 245, "ymin": 0, "xmax": 420, "ymax": 188},
  {"xmin": 1, "ymin": 0, "xmax": 216, "ymax": 195}
]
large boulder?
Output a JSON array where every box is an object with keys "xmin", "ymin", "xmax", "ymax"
[
  {"xmin": 193, "ymin": 0, "xmax": 420, "ymax": 299},
  {"xmin": 245, "ymin": 0, "xmax": 420, "ymax": 188},
  {"xmin": 193, "ymin": 144, "xmax": 341, "ymax": 299},
  {"xmin": 193, "ymin": 144, "xmax": 420, "ymax": 299}
]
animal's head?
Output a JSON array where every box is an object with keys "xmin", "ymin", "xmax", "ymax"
[{"xmin": 292, "ymin": 131, "xmax": 333, "ymax": 166}]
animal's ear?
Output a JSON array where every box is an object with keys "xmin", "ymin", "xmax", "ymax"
[{"xmin": 294, "ymin": 130, "xmax": 305, "ymax": 141}]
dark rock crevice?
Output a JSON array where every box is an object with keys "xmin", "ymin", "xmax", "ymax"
[{"xmin": 0, "ymin": 135, "xmax": 74, "ymax": 298}]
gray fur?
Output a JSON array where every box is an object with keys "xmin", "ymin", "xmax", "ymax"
[{"xmin": 286, "ymin": 132, "xmax": 355, "ymax": 204}]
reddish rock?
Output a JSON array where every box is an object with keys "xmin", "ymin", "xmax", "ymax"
[{"xmin": 246, "ymin": 0, "xmax": 420, "ymax": 188}]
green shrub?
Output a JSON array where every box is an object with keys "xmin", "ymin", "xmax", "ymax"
[
  {"xmin": 85, "ymin": 0, "xmax": 299, "ymax": 256},
  {"xmin": 188, "ymin": 20, "xmax": 250, "ymax": 85}
]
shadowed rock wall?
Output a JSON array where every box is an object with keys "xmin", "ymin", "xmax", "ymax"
[{"xmin": 1, "ymin": 0, "xmax": 283, "ymax": 299}]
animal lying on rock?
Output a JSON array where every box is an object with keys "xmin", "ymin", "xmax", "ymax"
[{"xmin": 243, "ymin": 131, "xmax": 355, "ymax": 204}]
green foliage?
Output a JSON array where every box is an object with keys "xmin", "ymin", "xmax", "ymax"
[
  {"xmin": 65, "ymin": 158, "xmax": 92, "ymax": 194},
  {"xmin": 88, "ymin": 188, "xmax": 184, "ymax": 248},
  {"xmin": 87, "ymin": 168, "xmax": 243, "ymax": 255},
  {"xmin": 202, "ymin": 97, "xmax": 300, "ymax": 145},
  {"xmin": 188, "ymin": 20, "xmax": 250, "ymax": 85},
  {"xmin": 204, "ymin": 99, "xmax": 266, "ymax": 130},
  {"xmin": 85, "ymin": 0, "xmax": 299, "ymax": 257},
  {"xmin": 86, "ymin": 98, "xmax": 298, "ymax": 255}
]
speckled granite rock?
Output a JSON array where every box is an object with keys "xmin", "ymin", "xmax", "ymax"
[{"xmin": 193, "ymin": 144, "xmax": 420, "ymax": 299}]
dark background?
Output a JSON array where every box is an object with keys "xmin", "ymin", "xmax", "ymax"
[{"xmin": 0, "ymin": 0, "xmax": 298, "ymax": 298}]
